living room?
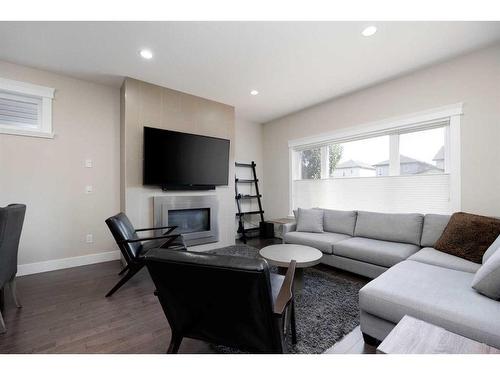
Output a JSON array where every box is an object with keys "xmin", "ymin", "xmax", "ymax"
[{"xmin": 1, "ymin": 1, "xmax": 500, "ymax": 373}]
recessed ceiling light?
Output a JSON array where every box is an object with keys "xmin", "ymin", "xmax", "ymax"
[
  {"xmin": 139, "ymin": 49, "xmax": 153, "ymax": 60},
  {"xmin": 250, "ymin": 90, "xmax": 259, "ymax": 96},
  {"xmin": 362, "ymin": 26, "xmax": 377, "ymax": 37}
]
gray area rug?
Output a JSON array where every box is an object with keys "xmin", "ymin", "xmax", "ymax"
[{"xmin": 209, "ymin": 244, "xmax": 368, "ymax": 354}]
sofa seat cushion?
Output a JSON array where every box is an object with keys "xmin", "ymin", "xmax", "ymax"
[
  {"xmin": 359, "ymin": 260, "xmax": 500, "ymax": 348},
  {"xmin": 333, "ymin": 237, "xmax": 420, "ymax": 268},
  {"xmin": 408, "ymin": 247, "xmax": 480, "ymax": 273},
  {"xmin": 283, "ymin": 231, "xmax": 350, "ymax": 254}
]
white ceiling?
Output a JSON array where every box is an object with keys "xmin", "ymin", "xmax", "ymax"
[{"xmin": 0, "ymin": 21, "xmax": 499, "ymax": 123}]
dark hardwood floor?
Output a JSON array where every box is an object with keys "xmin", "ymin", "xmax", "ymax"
[{"xmin": 0, "ymin": 237, "xmax": 376, "ymax": 354}]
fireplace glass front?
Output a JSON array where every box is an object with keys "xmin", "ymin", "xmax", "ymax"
[{"xmin": 168, "ymin": 208, "xmax": 211, "ymax": 234}]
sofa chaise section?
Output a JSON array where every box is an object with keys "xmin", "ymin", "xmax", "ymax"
[
  {"xmin": 359, "ymin": 260, "xmax": 500, "ymax": 348},
  {"xmin": 408, "ymin": 247, "xmax": 480, "ymax": 273}
]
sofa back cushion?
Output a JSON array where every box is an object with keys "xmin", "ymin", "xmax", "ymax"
[
  {"xmin": 472, "ymin": 246, "xmax": 500, "ymax": 300},
  {"xmin": 420, "ymin": 214, "xmax": 451, "ymax": 247},
  {"xmin": 323, "ymin": 209, "xmax": 357, "ymax": 236},
  {"xmin": 296, "ymin": 208, "xmax": 324, "ymax": 233},
  {"xmin": 354, "ymin": 211, "xmax": 424, "ymax": 245},
  {"xmin": 483, "ymin": 235, "xmax": 500, "ymax": 264}
]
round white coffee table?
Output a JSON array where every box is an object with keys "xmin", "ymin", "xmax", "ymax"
[{"xmin": 259, "ymin": 244, "xmax": 322, "ymax": 293}]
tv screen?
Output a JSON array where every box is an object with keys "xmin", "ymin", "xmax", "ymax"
[{"xmin": 143, "ymin": 127, "xmax": 230, "ymax": 188}]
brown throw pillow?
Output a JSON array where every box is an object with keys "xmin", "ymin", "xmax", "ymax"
[{"xmin": 434, "ymin": 212, "xmax": 500, "ymax": 264}]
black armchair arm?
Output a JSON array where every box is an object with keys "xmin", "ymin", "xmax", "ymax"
[
  {"xmin": 119, "ymin": 233, "xmax": 181, "ymax": 244},
  {"xmin": 135, "ymin": 225, "xmax": 177, "ymax": 232},
  {"xmin": 273, "ymin": 260, "xmax": 296, "ymax": 315}
]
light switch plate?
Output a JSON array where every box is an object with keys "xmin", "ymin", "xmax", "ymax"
[
  {"xmin": 85, "ymin": 185, "xmax": 93, "ymax": 193},
  {"xmin": 85, "ymin": 159, "xmax": 93, "ymax": 168},
  {"xmin": 86, "ymin": 234, "xmax": 93, "ymax": 243}
]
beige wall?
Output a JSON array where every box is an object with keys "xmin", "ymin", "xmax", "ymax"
[
  {"xmin": 121, "ymin": 78, "xmax": 236, "ymax": 251},
  {"xmin": 263, "ymin": 43, "xmax": 500, "ymax": 218},
  {"xmin": 0, "ymin": 60, "xmax": 121, "ymax": 266},
  {"xmin": 235, "ymin": 117, "xmax": 264, "ymax": 223}
]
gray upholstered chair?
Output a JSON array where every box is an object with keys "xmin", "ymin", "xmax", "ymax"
[{"xmin": 0, "ymin": 204, "xmax": 26, "ymax": 333}]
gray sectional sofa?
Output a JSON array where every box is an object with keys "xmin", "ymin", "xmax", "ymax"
[{"xmin": 282, "ymin": 209, "xmax": 500, "ymax": 349}]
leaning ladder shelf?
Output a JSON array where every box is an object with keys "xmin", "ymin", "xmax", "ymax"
[{"xmin": 235, "ymin": 161, "xmax": 264, "ymax": 244}]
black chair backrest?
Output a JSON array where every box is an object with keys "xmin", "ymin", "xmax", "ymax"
[
  {"xmin": 145, "ymin": 248, "xmax": 285, "ymax": 353},
  {"xmin": 105, "ymin": 212, "xmax": 142, "ymax": 263},
  {"xmin": 0, "ymin": 204, "xmax": 26, "ymax": 287}
]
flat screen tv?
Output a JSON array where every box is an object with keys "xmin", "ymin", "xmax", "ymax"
[{"xmin": 143, "ymin": 126, "xmax": 230, "ymax": 190}]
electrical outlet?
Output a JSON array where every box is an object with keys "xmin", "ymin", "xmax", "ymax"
[
  {"xmin": 86, "ymin": 234, "xmax": 93, "ymax": 243},
  {"xmin": 85, "ymin": 159, "xmax": 93, "ymax": 168},
  {"xmin": 85, "ymin": 185, "xmax": 93, "ymax": 193}
]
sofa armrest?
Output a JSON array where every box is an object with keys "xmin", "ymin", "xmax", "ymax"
[{"xmin": 282, "ymin": 222, "xmax": 297, "ymax": 237}]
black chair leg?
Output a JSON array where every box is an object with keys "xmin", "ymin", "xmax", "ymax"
[
  {"xmin": 105, "ymin": 265, "xmax": 143, "ymax": 297},
  {"xmin": 118, "ymin": 264, "xmax": 129, "ymax": 276},
  {"xmin": 290, "ymin": 300, "xmax": 297, "ymax": 345},
  {"xmin": 167, "ymin": 333, "xmax": 183, "ymax": 354}
]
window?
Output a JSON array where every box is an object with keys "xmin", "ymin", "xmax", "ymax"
[
  {"xmin": 330, "ymin": 135, "xmax": 389, "ymax": 178},
  {"xmin": 0, "ymin": 77, "xmax": 55, "ymax": 138},
  {"xmin": 398, "ymin": 127, "xmax": 446, "ymax": 175},
  {"xmin": 289, "ymin": 104, "xmax": 462, "ymax": 215}
]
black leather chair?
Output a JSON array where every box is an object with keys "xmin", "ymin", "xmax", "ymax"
[
  {"xmin": 105, "ymin": 212, "xmax": 186, "ymax": 297},
  {"xmin": 0, "ymin": 204, "xmax": 26, "ymax": 333},
  {"xmin": 145, "ymin": 248, "xmax": 297, "ymax": 353}
]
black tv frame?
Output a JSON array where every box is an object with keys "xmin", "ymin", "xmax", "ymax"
[{"xmin": 143, "ymin": 126, "xmax": 230, "ymax": 191}]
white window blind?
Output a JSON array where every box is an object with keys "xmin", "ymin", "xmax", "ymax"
[
  {"xmin": 292, "ymin": 174, "xmax": 451, "ymax": 214},
  {"xmin": 0, "ymin": 77, "xmax": 54, "ymax": 138},
  {"xmin": 0, "ymin": 92, "xmax": 42, "ymax": 129}
]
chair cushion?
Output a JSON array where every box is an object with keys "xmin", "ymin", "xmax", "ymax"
[
  {"xmin": 333, "ymin": 237, "xmax": 420, "ymax": 268},
  {"xmin": 420, "ymin": 214, "xmax": 450, "ymax": 247},
  {"xmin": 322, "ymin": 209, "xmax": 357, "ymax": 236},
  {"xmin": 296, "ymin": 208, "xmax": 324, "ymax": 233},
  {"xmin": 359, "ymin": 260, "xmax": 500, "ymax": 348},
  {"xmin": 408, "ymin": 247, "xmax": 480, "ymax": 273},
  {"xmin": 284, "ymin": 231, "xmax": 350, "ymax": 254},
  {"xmin": 354, "ymin": 211, "xmax": 424, "ymax": 246},
  {"xmin": 472, "ymin": 248, "xmax": 500, "ymax": 300}
]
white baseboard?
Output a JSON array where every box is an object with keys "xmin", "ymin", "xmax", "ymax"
[{"xmin": 17, "ymin": 250, "xmax": 121, "ymax": 276}]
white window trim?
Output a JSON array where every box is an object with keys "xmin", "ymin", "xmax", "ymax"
[
  {"xmin": 288, "ymin": 103, "xmax": 463, "ymax": 215},
  {"xmin": 0, "ymin": 77, "xmax": 55, "ymax": 139}
]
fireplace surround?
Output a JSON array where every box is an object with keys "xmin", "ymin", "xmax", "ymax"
[{"xmin": 153, "ymin": 195, "xmax": 219, "ymax": 246}]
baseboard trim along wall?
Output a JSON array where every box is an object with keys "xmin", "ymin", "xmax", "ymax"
[{"xmin": 17, "ymin": 250, "xmax": 121, "ymax": 276}]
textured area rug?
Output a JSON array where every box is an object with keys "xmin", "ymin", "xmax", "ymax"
[{"xmin": 209, "ymin": 244, "xmax": 368, "ymax": 354}]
